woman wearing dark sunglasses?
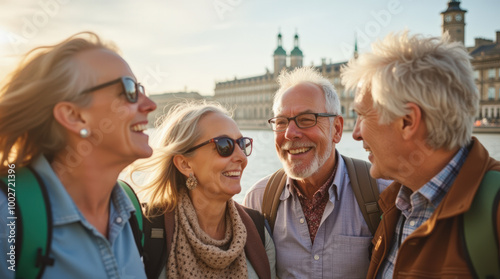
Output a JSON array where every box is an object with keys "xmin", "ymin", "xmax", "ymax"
[
  {"xmin": 129, "ymin": 101, "xmax": 276, "ymax": 278},
  {"xmin": 0, "ymin": 32, "xmax": 156, "ymax": 278}
]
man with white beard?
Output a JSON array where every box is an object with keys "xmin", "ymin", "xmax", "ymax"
[{"xmin": 244, "ymin": 67, "xmax": 390, "ymax": 279}]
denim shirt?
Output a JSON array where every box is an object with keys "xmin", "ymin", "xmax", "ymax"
[
  {"xmin": 244, "ymin": 153, "xmax": 392, "ymax": 279},
  {"xmin": 0, "ymin": 156, "xmax": 146, "ymax": 279}
]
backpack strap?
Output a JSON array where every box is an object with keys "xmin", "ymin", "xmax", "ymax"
[
  {"xmin": 143, "ymin": 208, "xmax": 169, "ymax": 279},
  {"xmin": 236, "ymin": 203, "xmax": 272, "ymax": 279},
  {"xmin": 261, "ymin": 168, "xmax": 287, "ymax": 232},
  {"xmin": 341, "ymin": 155, "xmax": 381, "ymax": 235},
  {"xmin": 462, "ymin": 170, "xmax": 500, "ymax": 279},
  {"xmin": 117, "ymin": 180, "xmax": 144, "ymax": 253},
  {"xmin": 0, "ymin": 166, "xmax": 54, "ymax": 279},
  {"xmin": 143, "ymin": 204, "xmax": 269, "ymax": 278},
  {"xmin": 242, "ymin": 206, "xmax": 266, "ymax": 245}
]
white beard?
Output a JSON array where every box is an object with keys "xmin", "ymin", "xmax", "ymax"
[{"xmin": 280, "ymin": 140, "xmax": 334, "ymax": 179}]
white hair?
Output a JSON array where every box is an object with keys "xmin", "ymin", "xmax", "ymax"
[
  {"xmin": 273, "ymin": 67, "xmax": 341, "ymax": 115},
  {"xmin": 341, "ymin": 31, "xmax": 478, "ymax": 150}
]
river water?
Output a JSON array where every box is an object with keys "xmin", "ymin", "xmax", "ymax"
[
  {"xmin": 139, "ymin": 129, "xmax": 499, "ymax": 203},
  {"xmin": 234, "ymin": 131, "xmax": 500, "ymax": 203}
]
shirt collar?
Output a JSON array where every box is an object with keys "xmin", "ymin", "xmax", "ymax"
[
  {"xmin": 31, "ymin": 155, "xmax": 135, "ymax": 226},
  {"xmin": 396, "ymin": 145, "xmax": 470, "ymax": 212}
]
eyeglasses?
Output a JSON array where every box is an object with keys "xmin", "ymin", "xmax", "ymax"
[
  {"xmin": 80, "ymin": 76, "xmax": 145, "ymax": 103},
  {"xmin": 268, "ymin": 112, "xmax": 337, "ymax": 132},
  {"xmin": 186, "ymin": 136, "xmax": 253, "ymax": 157}
]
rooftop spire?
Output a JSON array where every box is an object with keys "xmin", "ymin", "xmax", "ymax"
[
  {"xmin": 274, "ymin": 31, "xmax": 286, "ymax": 56},
  {"xmin": 354, "ymin": 33, "xmax": 359, "ymax": 59},
  {"xmin": 290, "ymin": 31, "xmax": 303, "ymax": 57}
]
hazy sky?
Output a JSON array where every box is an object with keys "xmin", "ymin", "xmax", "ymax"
[{"xmin": 1, "ymin": 0, "xmax": 499, "ymax": 95}]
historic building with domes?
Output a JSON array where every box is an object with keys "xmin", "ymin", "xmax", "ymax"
[
  {"xmin": 211, "ymin": 0, "xmax": 500, "ymax": 130},
  {"xmin": 213, "ymin": 32, "xmax": 356, "ymax": 129}
]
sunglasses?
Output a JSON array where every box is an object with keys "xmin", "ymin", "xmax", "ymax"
[
  {"xmin": 80, "ymin": 76, "xmax": 145, "ymax": 103},
  {"xmin": 186, "ymin": 136, "xmax": 253, "ymax": 157}
]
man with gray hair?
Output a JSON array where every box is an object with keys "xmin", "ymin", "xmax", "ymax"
[
  {"xmin": 244, "ymin": 67, "xmax": 390, "ymax": 278},
  {"xmin": 341, "ymin": 31, "xmax": 500, "ymax": 278}
]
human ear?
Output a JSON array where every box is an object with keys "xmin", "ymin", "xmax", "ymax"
[
  {"xmin": 173, "ymin": 154, "xmax": 192, "ymax": 177},
  {"xmin": 53, "ymin": 102, "xmax": 86, "ymax": 136},
  {"xmin": 332, "ymin": 115, "xmax": 344, "ymax": 144},
  {"xmin": 401, "ymin": 103, "xmax": 423, "ymax": 140}
]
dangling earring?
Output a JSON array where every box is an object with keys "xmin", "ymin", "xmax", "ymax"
[
  {"xmin": 186, "ymin": 173, "xmax": 198, "ymax": 190},
  {"xmin": 79, "ymin": 128, "xmax": 90, "ymax": 138}
]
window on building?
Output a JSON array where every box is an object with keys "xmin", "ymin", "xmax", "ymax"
[
  {"xmin": 474, "ymin": 70, "xmax": 479, "ymax": 80},
  {"xmin": 488, "ymin": 87, "xmax": 495, "ymax": 100},
  {"xmin": 489, "ymin": 69, "xmax": 495, "ymax": 79}
]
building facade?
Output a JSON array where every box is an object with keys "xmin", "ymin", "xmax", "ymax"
[
  {"xmin": 441, "ymin": 0, "xmax": 500, "ymax": 126},
  {"xmin": 470, "ymin": 35, "xmax": 500, "ymax": 125},
  {"xmin": 147, "ymin": 92, "xmax": 206, "ymax": 126},
  {"xmin": 212, "ymin": 0, "xmax": 499, "ymax": 130},
  {"xmin": 213, "ymin": 32, "xmax": 357, "ymax": 130}
]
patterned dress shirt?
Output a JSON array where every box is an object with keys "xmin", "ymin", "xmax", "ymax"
[
  {"xmin": 244, "ymin": 151, "xmax": 392, "ymax": 279},
  {"xmin": 295, "ymin": 155, "xmax": 338, "ymax": 244}
]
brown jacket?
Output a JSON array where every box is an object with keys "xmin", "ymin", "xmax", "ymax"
[{"xmin": 367, "ymin": 137, "xmax": 500, "ymax": 278}]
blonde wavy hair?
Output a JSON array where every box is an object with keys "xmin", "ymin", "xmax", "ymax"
[
  {"xmin": 128, "ymin": 100, "xmax": 231, "ymax": 217},
  {"xmin": 0, "ymin": 31, "xmax": 119, "ymax": 173},
  {"xmin": 341, "ymin": 31, "xmax": 478, "ymax": 150}
]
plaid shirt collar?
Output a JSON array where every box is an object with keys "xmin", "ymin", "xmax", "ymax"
[{"xmin": 396, "ymin": 145, "xmax": 470, "ymax": 215}]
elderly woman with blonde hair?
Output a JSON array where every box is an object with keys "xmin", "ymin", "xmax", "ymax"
[
  {"xmin": 131, "ymin": 101, "xmax": 276, "ymax": 278},
  {"xmin": 0, "ymin": 32, "xmax": 156, "ymax": 278}
]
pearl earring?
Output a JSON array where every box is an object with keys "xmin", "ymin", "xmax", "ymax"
[{"xmin": 79, "ymin": 128, "xmax": 90, "ymax": 138}]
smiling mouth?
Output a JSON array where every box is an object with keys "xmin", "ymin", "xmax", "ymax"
[
  {"xmin": 288, "ymin": 147, "xmax": 311, "ymax": 155},
  {"xmin": 222, "ymin": 171, "xmax": 241, "ymax": 177},
  {"xmin": 131, "ymin": 123, "xmax": 147, "ymax": 132}
]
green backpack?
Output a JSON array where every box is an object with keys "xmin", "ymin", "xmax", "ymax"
[
  {"xmin": 0, "ymin": 167, "xmax": 143, "ymax": 279},
  {"xmin": 463, "ymin": 170, "xmax": 500, "ymax": 279}
]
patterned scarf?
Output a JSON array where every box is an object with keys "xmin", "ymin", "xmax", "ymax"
[{"xmin": 166, "ymin": 189, "xmax": 248, "ymax": 278}]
